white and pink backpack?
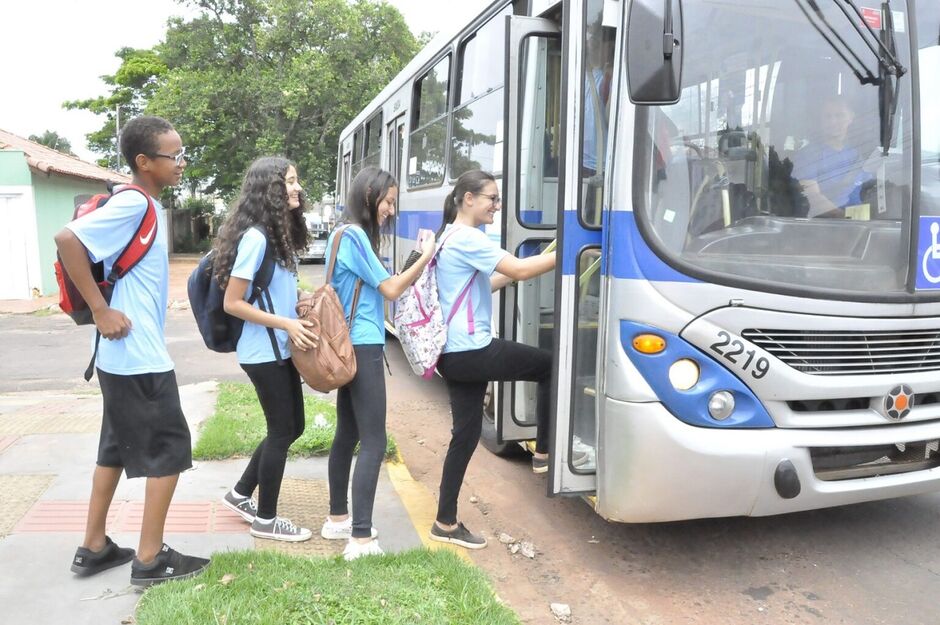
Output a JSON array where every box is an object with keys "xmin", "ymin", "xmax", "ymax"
[{"xmin": 394, "ymin": 231, "xmax": 477, "ymax": 379}]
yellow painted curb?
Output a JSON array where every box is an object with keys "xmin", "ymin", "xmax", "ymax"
[{"xmin": 386, "ymin": 451, "xmax": 471, "ymax": 562}]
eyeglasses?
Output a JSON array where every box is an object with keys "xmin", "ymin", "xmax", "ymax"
[
  {"xmin": 476, "ymin": 193, "xmax": 501, "ymax": 206},
  {"xmin": 151, "ymin": 147, "xmax": 187, "ymax": 166}
]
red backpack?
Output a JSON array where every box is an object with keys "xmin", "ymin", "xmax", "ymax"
[{"xmin": 54, "ymin": 184, "xmax": 158, "ymax": 379}]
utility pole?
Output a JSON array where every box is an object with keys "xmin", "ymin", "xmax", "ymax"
[{"xmin": 115, "ymin": 105, "xmax": 121, "ymax": 170}]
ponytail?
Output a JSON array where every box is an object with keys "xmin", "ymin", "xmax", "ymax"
[
  {"xmin": 437, "ymin": 169, "xmax": 497, "ymax": 237},
  {"xmin": 437, "ymin": 190, "xmax": 459, "ymax": 237}
]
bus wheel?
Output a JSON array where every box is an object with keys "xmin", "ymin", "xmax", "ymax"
[{"xmin": 480, "ymin": 383, "xmax": 524, "ymax": 457}]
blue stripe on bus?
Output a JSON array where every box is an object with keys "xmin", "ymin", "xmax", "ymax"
[
  {"xmin": 394, "ymin": 208, "xmax": 697, "ymax": 282},
  {"xmin": 561, "ymin": 210, "xmax": 602, "ymax": 276},
  {"xmin": 395, "ymin": 210, "xmax": 443, "ymax": 240},
  {"xmin": 608, "ymin": 211, "xmax": 699, "ymax": 283}
]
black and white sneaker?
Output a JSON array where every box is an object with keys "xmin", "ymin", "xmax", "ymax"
[
  {"xmin": 221, "ymin": 491, "xmax": 258, "ymax": 523},
  {"xmin": 130, "ymin": 544, "xmax": 210, "ymax": 587},
  {"xmin": 429, "ymin": 522, "xmax": 487, "ymax": 550},
  {"xmin": 70, "ymin": 536, "xmax": 135, "ymax": 577},
  {"xmin": 250, "ymin": 517, "xmax": 312, "ymax": 542}
]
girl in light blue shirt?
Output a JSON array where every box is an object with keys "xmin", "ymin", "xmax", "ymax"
[
  {"xmin": 323, "ymin": 166, "xmax": 435, "ymax": 560},
  {"xmin": 429, "ymin": 170, "xmax": 560, "ymax": 551},
  {"xmin": 213, "ymin": 157, "xmax": 319, "ymax": 543}
]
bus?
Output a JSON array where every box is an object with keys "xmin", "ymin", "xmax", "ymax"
[{"xmin": 335, "ymin": 0, "xmax": 940, "ymax": 522}]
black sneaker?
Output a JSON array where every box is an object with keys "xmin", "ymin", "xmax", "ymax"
[
  {"xmin": 130, "ymin": 544, "xmax": 210, "ymax": 587},
  {"xmin": 70, "ymin": 536, "xmax": 135, "ymax": 577},
  {"xmin": 429, "ymin": 522, "xmax": 487, "ymax": 550}
]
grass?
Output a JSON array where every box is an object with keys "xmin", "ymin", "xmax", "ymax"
[
  {"xmin": 193, "ymin": 382, "xmax": 396, "ymax": 460},
  {"xmin": 297, "ymin": 274, "xmax": 315, "ymax": 292},
  {"xmin": 136, "ymin": 549, "xmax": 520, "ymax": 625}
]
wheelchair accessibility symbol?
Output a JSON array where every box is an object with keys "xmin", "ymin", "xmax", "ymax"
[{"xmin": 916, "ymin": 217, "xmax": 940, "ymax": 289}]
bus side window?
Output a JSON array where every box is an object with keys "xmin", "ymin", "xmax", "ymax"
[{"xmin": 408, "ymin": 56, "xmax": 451, "ymax": 188}]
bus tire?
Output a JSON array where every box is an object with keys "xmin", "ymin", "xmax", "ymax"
[{"xmin": 480, "ymin": 383, "xmax": 524, "ymax": 457}]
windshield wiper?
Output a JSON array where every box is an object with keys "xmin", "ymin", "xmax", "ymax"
[
  {"xmin": 839, "ymin": 1, "xmax": 907, "ymax": 153},
  {"xmin": 796, "ymin": 0, "xmax": 879, "ymax": 84},
  {"xmin": 796, "ymin": 1, "xmax": 908, "ymax": 153}
]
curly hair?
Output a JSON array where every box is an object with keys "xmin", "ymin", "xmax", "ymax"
[
  {"xmin": 340, "ymin": 166, "xmax": 397, "ymax": 253},
  {"xmin": 212, "ymin": 156, "xmax": 310, "ymax": 288}
]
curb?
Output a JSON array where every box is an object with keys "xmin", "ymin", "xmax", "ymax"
[{"xmin": 385, "ymin": 450, "xmax": 471, "ymax": 562}]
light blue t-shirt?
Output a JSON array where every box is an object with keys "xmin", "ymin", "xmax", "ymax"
[
  {"xmin": 328, "ymin": 225, "xmax": 391, "ymax": 346},
  {"xmin": 436, "ymin": 224, "xmax": 509, "ymax": 354},
  {"xmin": 230, "ymin": 227, "xmax": 298, "ymax": 364},
  {"xmin": 65, "ymin": 187, "xmax": 173, "ymax": 376}
]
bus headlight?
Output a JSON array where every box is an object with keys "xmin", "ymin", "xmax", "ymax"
[
  {"xmin": 668, "ymin": 359, "xmax": 700, "ymax": 390},
  {"xmin": 708, "ymin": 391, "xmax": 736, "ymax": 420}
]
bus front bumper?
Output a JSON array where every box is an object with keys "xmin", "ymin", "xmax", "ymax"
[{"xmin": 595, "ymin": 398, "xmax": 940, "ymax": 523}]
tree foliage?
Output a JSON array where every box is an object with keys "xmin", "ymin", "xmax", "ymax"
[
  {"xmin": 28, "ymin": 130, "xmax": 74, "ymax": 155},
  {"xmin": 64, "ymin": 48, "xmax": 168, "ymax": 169},
  {"xmin": 66, "ymin": 0, "xmax": 420, "ymax": 199}
]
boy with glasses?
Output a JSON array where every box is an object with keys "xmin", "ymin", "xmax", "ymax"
[{"xmin": 55, "ymin": 116, "xmax": 210, "ymax": 586}]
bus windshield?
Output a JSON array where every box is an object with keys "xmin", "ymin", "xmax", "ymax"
[{"xmin": 634, "ymin": 0, "xmax": 925, "ymax": 297}]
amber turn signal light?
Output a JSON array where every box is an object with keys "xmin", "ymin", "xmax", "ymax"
[{"xmin": 633, "ymin": 334, "xmax": 666, "ymax": 354}]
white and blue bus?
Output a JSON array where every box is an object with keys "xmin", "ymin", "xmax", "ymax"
[{"xmin": 336, "ymin": 0, "xmax": 940, "ymax": 522}]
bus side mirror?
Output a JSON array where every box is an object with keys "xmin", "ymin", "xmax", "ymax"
[{"xmin": 626, "ymin": 0, "xmax": 683, "ymax": 105}]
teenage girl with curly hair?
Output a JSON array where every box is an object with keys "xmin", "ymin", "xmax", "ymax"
[{"xmin": 213, "ymin": 156, "xmax": 319, "ymax": 542}]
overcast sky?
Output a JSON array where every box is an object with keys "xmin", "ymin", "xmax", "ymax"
[{"xmin": 0, "ymin": 0, "xmax": 483, "ymax": 161}]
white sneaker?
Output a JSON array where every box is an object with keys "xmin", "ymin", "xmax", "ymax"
[
  {"xmin": 342, "ymin": 538, "xmax": 384, "ymax": 561},
  {"xmin": 250, "ymin": 517, "xmax": 312, "ymax": 542},
  {"xmin": 320, "ymin": 517, "xmax": 378, "ymax": 540}
]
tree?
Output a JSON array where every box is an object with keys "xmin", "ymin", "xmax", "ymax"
[
  {"xmin": 64, "ymin": 48, "xmax": 168, "ymax": 169},
  {"xmin": 28, "ymin": 130, "xmax": 74, "ymax": 155},
  {"xmin": 66, "ymin": 0, "xmax": 420, "ymax": 198}
]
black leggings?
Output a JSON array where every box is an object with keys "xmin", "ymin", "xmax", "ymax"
[
  {"xmin": 328, "ymin": 344, "xmax": 387, "ymax": 539},
  {"xmin": 436, "ymin": 338, "xmax": 551, "ymax": 525},
  {"xmin": 235, "ymin": 359, "xmax": 306, "ymax": 519}
]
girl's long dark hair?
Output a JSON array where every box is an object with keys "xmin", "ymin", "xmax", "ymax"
[
  {"xmin": 340, "ymin": 166, "xmax": 397, "ymax": 253},
  {"xmin": 438, "ymin": 169, "xmax": 497, "ymax": 237},
  {"xmin": 213, "ymin": 156, "xmax": 309, "ymax": 288}
]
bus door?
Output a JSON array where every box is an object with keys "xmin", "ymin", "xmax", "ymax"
[
  {"xmin": 549, "ymin": 0, "xmax": 619, "ymax": 495},
  {"xmin": 496, "ymin": 14, "xmax": 562, "ymax": 445},
  {"xmin": 383, "ymin": 115, "xmax": 406, "ymax": 321}
]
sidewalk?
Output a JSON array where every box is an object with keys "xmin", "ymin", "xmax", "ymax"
[{"xmin": 0, "ymin": 382, "xmax": 434, "ymax": 625}]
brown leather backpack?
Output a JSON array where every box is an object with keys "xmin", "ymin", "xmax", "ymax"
[{"xmin": 292, "ymin": 226, "xmax": 362, "ymax": 392}]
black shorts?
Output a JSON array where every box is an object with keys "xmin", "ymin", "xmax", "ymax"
[{"xmin": 96, "ymin": 369, "xmax": 193, "ymax": 479}]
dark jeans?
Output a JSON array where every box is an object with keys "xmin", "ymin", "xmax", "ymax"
[
  {"xmin": 235, "ymin": 359, "xmax": 305, "ymax": 519},
  {"xmin": 328, "ymin": 344, "xmax": 387, "ymax": 539},
  {"xmin": 436, "ymin": 338, "xmax": 551, "ymax": 525}
]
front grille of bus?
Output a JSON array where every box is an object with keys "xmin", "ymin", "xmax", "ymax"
[
  {"xmin": 788, "ymin": 393, "xmax": 940, "ymax": 412},
  {"xmin": 741, "ymin": 329, "xmax": 940, "ymax": 376},
  {"xmin": 810, "ymin": 439, "xmax": 940, "ymax": 481}
]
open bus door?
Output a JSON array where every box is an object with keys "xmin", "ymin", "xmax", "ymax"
[
  {"xmin": 483, "ymin": 14, "xmax": 562, "ymax": 455},
  {"xmin": 546, "ymin": 0, "xmax": 619, "ymax": 496}
]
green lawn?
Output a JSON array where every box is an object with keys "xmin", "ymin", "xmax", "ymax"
[
  {"xmin": 136, "ymin": 549, "xmax": 520, "ymax": 625},
  {"xmin": 193, "ymin": 382, "xmax": 396, "ymax": 460}
]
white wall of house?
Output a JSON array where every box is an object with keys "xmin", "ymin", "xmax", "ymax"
[{"xmin": 0, "ymin": 185, "xmax": 41, "ymax": 299}]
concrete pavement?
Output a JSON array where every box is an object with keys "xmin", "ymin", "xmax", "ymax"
[{"xmin": 0, "ymin": 381, "xmax": 435, "ymax": 625}]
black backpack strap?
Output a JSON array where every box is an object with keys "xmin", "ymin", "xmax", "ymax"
[
  {"xmin": 247, "ymin": 226, "xmax": 284, "ymax": 365},
  {"xmin": 84, "ymin": 331, "xmax": 101, "ymax": 382}
]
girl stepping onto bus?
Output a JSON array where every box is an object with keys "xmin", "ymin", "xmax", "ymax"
[
  {"xmin": 430, "ymin": 169, "xmax": 564, "ymax": 550},
  {"xmin": 321, "ymin": 166, "xmax": 436, "ymax": 560},
  {"xmin": 215, "ymin": 157, "xmax": 319, "ymax": 542}
]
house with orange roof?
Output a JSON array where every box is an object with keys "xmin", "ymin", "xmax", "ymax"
[{"xmin": 0, "ymin": 129, "xmax": 130, "ymax": 299}]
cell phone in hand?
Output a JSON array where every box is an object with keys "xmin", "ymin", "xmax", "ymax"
[{"xmin": 401, "ymin": 250, "xmax": 422, "ymax": 272}]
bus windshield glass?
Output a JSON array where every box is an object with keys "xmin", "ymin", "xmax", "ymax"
[{"xmin": 634, "ymin": 0, "xmax": 919, "ymax": 296}]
